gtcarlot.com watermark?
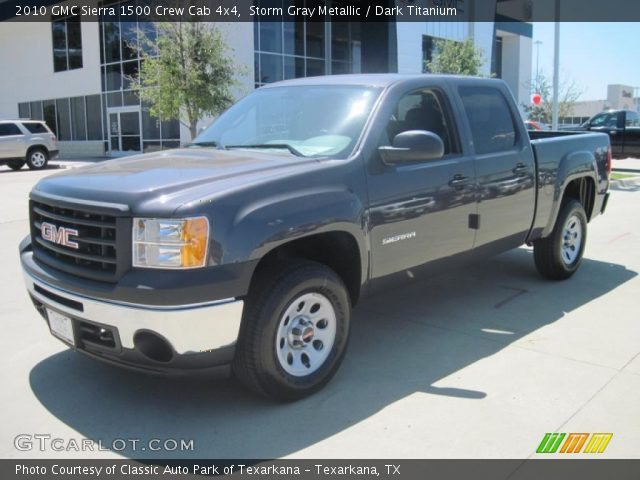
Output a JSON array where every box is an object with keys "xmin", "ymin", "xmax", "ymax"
[{"xmin": 14, "ymin": 434, "xmax": 194, "ymax": 453}]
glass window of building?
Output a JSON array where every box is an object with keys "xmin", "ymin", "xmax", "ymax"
[
  {"xmin": 51, "ymin": 17, "xmax": 83, "ymax": 72},
  {"xmin": 254, "ymin": 1, "xmax": 361, "ymax": 88},
  {"xmin": 56, "ymin": 98, "xmax": 72, "ymax": 141}
]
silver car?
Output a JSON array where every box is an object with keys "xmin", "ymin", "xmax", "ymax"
[{"xmin": 0, "ymin": 120, "xmax": 59, "ymax": 170}]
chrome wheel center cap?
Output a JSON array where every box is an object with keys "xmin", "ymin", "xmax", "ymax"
[{"xmin": 288, "ymin": 317, "xmax": 314, "ymax": 348}]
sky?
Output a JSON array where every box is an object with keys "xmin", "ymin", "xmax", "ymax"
[{"xmin": 531, "ymin": 23, "xmax": 640, "ymax": 101}]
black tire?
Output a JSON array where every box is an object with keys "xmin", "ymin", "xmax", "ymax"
[
  {"xmin": 7, "ymin": 160, "xmax": 25, "ymax": 171},
  {"xmin": 233, "ymin": 260, "xmax": 351, "ymax": 401},
  {"xmin": 533, "ymin": 199, "xmax": 588, "ymax": 280},
  {"xmin": 26, "ymin": 147, "xmax": 49, "ymax": 170}
]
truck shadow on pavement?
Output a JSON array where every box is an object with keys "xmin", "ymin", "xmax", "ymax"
[{"xmin": 29, "ymin": 248, "xmax": 637, "ymax": 459}]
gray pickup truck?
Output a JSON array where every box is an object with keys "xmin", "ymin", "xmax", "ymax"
[{"xmin": 20, "ymin": 75, "xmax": 611, "ymax": 400}]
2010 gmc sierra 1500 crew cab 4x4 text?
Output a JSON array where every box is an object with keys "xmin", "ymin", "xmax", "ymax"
[{"xmin": 19, "ymin": 75, "xmax": 611, "ymax": 400}]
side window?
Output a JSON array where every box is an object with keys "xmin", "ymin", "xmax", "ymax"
[
  {"xmin": 458, "ymin": 86, "xmax": 517, "ymax": 155},
  {"xmin": 0, "ymin": 123, "xmax": 22, "ymax": 136},
  {"xmin": 591, "ymin": 113, "xmax": 616, "ymax": 128},
  {"xmin": 626, "ymin": 112, "xmax": 639, "ymax": 127},
  {"xmin": 22, "ymin": 123, "xmax": 48, "ymax": 134},
  {"xmin": 381, "ymin": 89, "xmax": 459, "ymax": 155}
]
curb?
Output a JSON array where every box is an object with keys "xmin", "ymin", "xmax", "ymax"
[{"xmin": 610, "ymin": 175, "xmax": 640, "ymax": 189}]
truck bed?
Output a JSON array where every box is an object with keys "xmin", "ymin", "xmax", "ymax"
[{"xmin": 528, "ymin": 130, "xmax": 610, "ymax": 240}]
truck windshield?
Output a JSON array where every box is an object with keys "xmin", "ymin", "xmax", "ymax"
[{"xmin": 193, "ymin": 85, "xmax": 381, "ymax": 159}]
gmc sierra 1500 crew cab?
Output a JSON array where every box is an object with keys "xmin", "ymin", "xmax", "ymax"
[{"xmin": 20, "ymin": 75, "xmax": 611, "ymax": 400}]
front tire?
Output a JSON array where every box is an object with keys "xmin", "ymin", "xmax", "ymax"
[
  {"xmin": 7, "ymin": 160, "xmax": 25, "ymax": 171},
  {"xmin": 533, "ymin": 199, "xmax": 587, "ymax": 280},
  {"xmin": 26, "ymin": 148, "xmax": 49, "ymax": 170},
  {"xmin": 233, "ymin": 260, "xmax": 351, "ymax": 401}
]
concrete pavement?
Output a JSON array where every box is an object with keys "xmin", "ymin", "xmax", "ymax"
[{"xmin": 0, "ymin": 160, "xmax": 638, "ymax": 459}]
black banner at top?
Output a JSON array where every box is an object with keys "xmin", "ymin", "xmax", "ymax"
[{"xmin": 3, "ymin": 0, "xmax": 640, "ymax": 22}]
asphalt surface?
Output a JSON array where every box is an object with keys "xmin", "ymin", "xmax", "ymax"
[{"xmin": 1, "ymin": 160, "xmax": 639, "ymax": 459}]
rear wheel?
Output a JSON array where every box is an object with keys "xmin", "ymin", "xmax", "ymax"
[
  {"xmin": 7, "ymin": 160, "xmax": 25, "ymax": 171},
  {"xmin": 533, "ymin": 199, "xmax": 587, "ymax": 280},
  {"xmin": 233, "ymin": 260, "xmax": 351, "ymax": 401},
  {"xmin": 26, "ymin": 148, "xmax": 49, "ymax": 170}
]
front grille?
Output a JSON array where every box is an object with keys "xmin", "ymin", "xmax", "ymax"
[{"xmin": 30, "ymin": 199, "xmax": 128, "ymax": 282}]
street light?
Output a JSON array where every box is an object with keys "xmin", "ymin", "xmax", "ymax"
[
  {"xmin": 551, "ymin": 0, "xmax": 560, "ymax": 130},
  {"xmin": 534, "ymin": 40, "xmax": 543, "ymax": 91}
]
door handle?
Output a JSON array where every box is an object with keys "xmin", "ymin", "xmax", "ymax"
[
  {"xmin": 512, "ymin": 163, "xmax": 529, "ymax": 175},
  {"xmin": 449, "ymin": 174, "xmax": 471, "ymax": 189}
]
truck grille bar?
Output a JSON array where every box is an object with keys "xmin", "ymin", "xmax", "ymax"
[{"xmin": 30, "ymin": 199, "xmax": 128, "ymax": 282}]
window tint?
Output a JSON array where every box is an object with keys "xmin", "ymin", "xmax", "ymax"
[
  {"xmin": 590, "ymin": 113, "xmax": 617, "ymax": 128},
  {"xmin": 18, "ymin": 103, "xmax": 30, "ymax": 119},
  {"xmin": 381, "ymin": 88, "xmax": 459, "ymax": 155},
  {"xmin": 43, "ymin": 100, "xmax": 57, "ymax": 136},
  {"xmin": 459, "ymin": 86, "xmax": 517, "ymax": 154},
  {"xmin": 22, "ymin": 122, "xmax": 49, "ymax": 134},
  {"xmin": 51, "ymin": 17, "xmax": 83, "ymax": 72},
  {"xmin": 30, "ymin": 101, "xmax": 43, "ymax": 120},
  {"xmin": 56, "ymin": 98, "xmax": 71, "ymax": 141},
  {"xmin": 0, "ymin": 124, "xmax": 22, "ymax": 136},
  {"xmin": 85, "ymin": 95, "xmax": 103, "ymax": 140},
  {"xmin": 626, "ymin": 112, "xmax": 639, "ymax": 127}
]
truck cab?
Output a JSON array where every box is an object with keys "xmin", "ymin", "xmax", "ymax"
[{"xmin": 581, "ymin": 109, "xmax": 640, "ymax": 158}]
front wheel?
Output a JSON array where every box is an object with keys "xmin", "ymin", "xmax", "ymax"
[
  {"xmin": 533, "ymin": 199, "xmax": 588, "ymax": 280},
  {"xmin": 26, "ymin": 148, "xmax": 49, "ymax": 170},
  {"xmin": 233, "ymin": 260, "xmax": 351, "ymax": 401},
  {"xmin": 7, "ymin": 160, "xmax": 25, "ymax": 171}
]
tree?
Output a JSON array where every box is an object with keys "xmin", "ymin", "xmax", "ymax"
[
  {"xmin": 523, "ymin": 72, "xmax": 583, "ymax": 124},
  {"xmin": 131, "ymin": 22, "xmax": 239, "ymax": 141},
  {"xmin": 424, "ymin": 38, "xmax": 485, "ymax": 76}
]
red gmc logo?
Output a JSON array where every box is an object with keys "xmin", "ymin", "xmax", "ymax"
[{"xmin": 41, "ymin": 222, "xmax": 79, "ymax": 249}]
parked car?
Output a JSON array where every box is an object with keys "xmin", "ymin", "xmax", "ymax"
[
  {"xmin": 563, "ymin": 109, "xmax": 640, "ymax": 158},
  {"xmin": 525, "ymin": 120, "xmax": 550, "ymax": 131},
  {"xmin": 0, "ymin": 120, "xmax": 58, "ymax": 170},
  {"xmin": 19, "ymin": 75, "xmax": 611, "ymax": 400}
]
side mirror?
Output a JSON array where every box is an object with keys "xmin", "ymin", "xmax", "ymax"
[{"xmin": 378, "ymin": 130, "xmax": 445, "ymax": 165}]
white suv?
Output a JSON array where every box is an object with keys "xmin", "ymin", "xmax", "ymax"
[{"xmin": 0, "ymin": 120, "xmax": 59, "ymax": 171}]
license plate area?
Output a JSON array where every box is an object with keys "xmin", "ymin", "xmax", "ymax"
[{"xmin": 46, "ymin": 308, "xmax": 75, "ymax": 346}]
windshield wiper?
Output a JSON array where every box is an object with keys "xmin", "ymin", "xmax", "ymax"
[
  {"xmin": 225, "ymin": 144, "xmax": 305, "ymax": 157},
  {"xmin": 190, "ymin": 140, "xmax": 223, "ymax": 149}
]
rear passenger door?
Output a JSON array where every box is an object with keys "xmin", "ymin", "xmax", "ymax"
[
  {"xmin": 0, "ymin": 123, "xmax": 24, "ymax": 159},
  {"xmin": 456, "ymin": 85, "xmax": 536, "ymax": 253}
]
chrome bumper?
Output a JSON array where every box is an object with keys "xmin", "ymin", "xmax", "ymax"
[{"xmin": 23, "ymin": 270, "xmax": 244, "ymax": 355}]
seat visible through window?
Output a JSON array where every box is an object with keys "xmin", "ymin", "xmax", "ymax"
[{"xmin": 382, "ymin": 89, "xmax": 457, "ymax": 155}]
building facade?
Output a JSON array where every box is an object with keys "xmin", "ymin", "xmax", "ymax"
[
  {"xmin": 563, "ymin": 84, "xmax": 640, "ymax": 125},
  {"xmin": 0, "ymin": 0, "xmax": 532, "ymax": 157}
]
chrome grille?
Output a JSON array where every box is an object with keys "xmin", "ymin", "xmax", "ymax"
[{"xmin": 30, "ymin": 200, "xmax": 122, "ymax": 281}]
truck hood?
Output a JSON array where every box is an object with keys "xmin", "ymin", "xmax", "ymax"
[{"xmin": 33, "ymin": 148, "xmax": 321, "ymax": 213}]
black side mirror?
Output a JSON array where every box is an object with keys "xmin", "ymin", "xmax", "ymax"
[{"xmin": 378, "ymin": 130, "xmax": 445, "ymax": 165}]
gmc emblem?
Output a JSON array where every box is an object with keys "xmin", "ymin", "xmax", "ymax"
[{"xmin": 41, "ymin": 222, "xmax": 79, "ymax": 249}]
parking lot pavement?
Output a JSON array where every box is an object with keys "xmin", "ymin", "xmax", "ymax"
[{"xmin": 1, "ymin": 162, "xmax": 639, "ymax": 460}]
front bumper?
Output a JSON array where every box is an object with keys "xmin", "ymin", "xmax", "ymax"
[{"xmin": 22, "ymin": 257, "xmax": 244, "ymax": 374}]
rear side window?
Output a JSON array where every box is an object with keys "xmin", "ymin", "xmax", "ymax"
[
  {"xmin": 626, "ymin": 112, "xmax": 640, "ymax": 127},
  {"xmin": 22, "ymin": 122, "xmax": 49, "ymax": 134},
  {"xmin": 458, "ymin": 86, "xmax": 517, "ymax": 155},
  {"xmin": 0, "ymin": 123, "xmax": 22, "ymax": 136}
]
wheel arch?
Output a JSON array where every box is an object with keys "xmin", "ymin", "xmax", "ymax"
[{"xmin": 248, "ymin": 231, "xmax": 364, "ymax": 306}]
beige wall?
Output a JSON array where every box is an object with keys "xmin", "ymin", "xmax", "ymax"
[{"xmin": 0, "ymin": 21, "xmax": 102, "ymax": 118}]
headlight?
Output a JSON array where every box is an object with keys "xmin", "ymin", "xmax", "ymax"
[{"xmin": 133, "ymin": 217, "xmax": 209, "ymax": 269}]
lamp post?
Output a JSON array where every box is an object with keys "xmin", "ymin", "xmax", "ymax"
[
  {"xmin": 551, "ymin": 0, "xmax": 560, "ymax": 130},
  {"xmin": 534, "ymin": 40, "xmax": 543, "ymax": 91}
]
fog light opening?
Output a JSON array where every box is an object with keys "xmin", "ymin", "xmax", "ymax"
[{"xmin": 133, "ymin": 331, "xmax": 174, "ymax": 363}]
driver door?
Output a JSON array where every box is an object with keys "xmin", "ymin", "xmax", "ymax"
[{"xmin": 367, "ymin": 86, "xmax": 477, "ymax": 279}]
